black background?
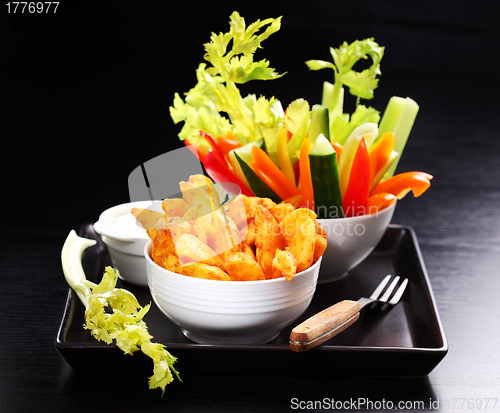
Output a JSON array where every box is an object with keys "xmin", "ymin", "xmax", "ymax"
[
  {"xmin": 3, "ymin": 0, "xmax": 498, "ymax": 228},
  {"xmin": 2, "ymin": 1, "xmax": 500, "ymax": 412}
]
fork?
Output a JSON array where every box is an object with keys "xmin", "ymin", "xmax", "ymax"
[{"xmin": 289, "ymin": 275, "xmax": 409, "ymax": 352}]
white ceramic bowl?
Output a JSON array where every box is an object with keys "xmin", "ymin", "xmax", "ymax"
[
  {"xmin": 316, "ymin": 201, "xmax": 396, "ymax": 283},
  {"xmin": 94, "ymin": 200, "xmax": 160, "ymax": 287},
  {"xmin": 145, "ymin": 241, "xmax": 322, "ymax": 345}
]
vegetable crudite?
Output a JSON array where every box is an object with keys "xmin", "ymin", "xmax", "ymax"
[{"xmin": 170, "ymin": 11, "xmax": 432, "ymax": 219}]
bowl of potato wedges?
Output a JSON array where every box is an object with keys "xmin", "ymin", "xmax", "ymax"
[{"xmin": 135, "ymin": 175, "xmax": 327, "ymax": 344}]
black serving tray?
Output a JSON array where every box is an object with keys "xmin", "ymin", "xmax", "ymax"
[{"xmin": 55, "ymin": 224, "xmax": 447, "ymax": 377}]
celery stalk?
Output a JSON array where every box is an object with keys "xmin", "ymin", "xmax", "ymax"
[
  {"xmin": 321, "ymin": 81, "xmax": 344, "ymax": 118},
  {"xmin": 321, "ymin": 81, "xmax": 334, "ymax": 110},
  {"xmin": 61, "ymin": 230, "xmax": 180, "ymax": 395},
  {"xmin": 309, "ymin": 104, "xmax": 330, "ymax": 143},
  {"xmin": 377, "ymin": 96, "xmax": 419, "ymax": 178}
]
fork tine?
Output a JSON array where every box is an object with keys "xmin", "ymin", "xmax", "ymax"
[
  {"xmin": 369, "ymin": 275, "xmax": 392, "ymax": 300},
  {"xmin": 379, "ymin": 276, "xmax": 401, "ymax": 302},
  {"xmin": 388, "ymin": 278, "xmax": 408, "ymax": 305}
]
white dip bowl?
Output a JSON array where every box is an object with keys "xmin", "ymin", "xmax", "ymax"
[
  {"xmin": 145, "ymin": 241, "xmax": 322, "ymax": 345},
  {"xmin": 94, "ymin": 200, "xmax": 160, "ymax": 287},
  {"xmin": 316, "ymin": 201, "xmax": 396, "ymax": 283}
]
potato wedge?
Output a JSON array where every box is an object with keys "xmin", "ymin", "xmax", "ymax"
[
  {"xmin": 177, "ymin": 262, "xmax": 231, "ymax": 281},
  {"xmin": 224, "ymin": 194, "xmax": 247, "ymax": 229},
  {"xmin": 242, "ymin": 196, "xmax": 262, "ymax": 221},
  {"xmin": 224, "ymin": 252, "xmax": 266, "ymax": 281},
  {"xmin": 279, "ymin": 207, "xmax": 317, "ymax": 239},
  {"xmin": 179, "ymin": 181, "xmax": 213, "ymax": 209},
  {"xmin": 225, "ymin": 213, "xmax": 244, "ymax": 245},
  {"xmin": 188, "ymin": 174, "xmax": 221, "ymax": 209},
  {"xmin": 315, "ymin": 221, "xmax": 327, "ymax": 238},
  {"xmin": 280, "ymin": 214, "xmax": 315, "ymax": 273},
  {"xmin": 191, "ymin": 212, "xmax": 213, "ymax": 245},
  {"xmin": 243, "ymin": 219, "xmax": 257, "ymax": 247},
  {"xmin": 269, "ymin": 203, "xmax": 294, "ymax": 224},
  {"xmin": 146, "ymin": 228, "xmax": 180, "ymax": 272},
  {"xmin": 131, "ymin": 207, "xmax": 165, "ymax": 230},
  {"xmin": 206, "ymin": 210, "xmax": 234, "ymax": 256},
  {"xmin": 187, "ymin": 174, "xmax": 206, "ymax": 185},
  {"xmin": 183, "ymin": 201, "xmax": 213, "ymax": 222},
  {"xmin": 255, "ymin": 205, "xmax": 284, "ymax": 279},
  {"xmin": 313, "ymin": 233, "xmax": 328, "ymax": 264},
  {"xmin": 240, "ymin": 241, "xmax": 257, "ymax": 261},
  {"xmin": 190, "ymin": 209, "xmax": 239, "ymax": 259},
  {"xmin": 258, "ymin": 197, "xmax": 276, "ymax": 210},
  {"xmin": 174, "ymin": 233, "xmax": 225, "ymax": 270},
  {"xmin": 167, "ymin": 216, "xmax": 191, "ymax": 242},
  {"xmin": 272, "ymin": 247, "xmax": 297, "ymax": 281},
  {"xmin": 162, "ymin": 198, "xmax": 190, "ymax": 218}
]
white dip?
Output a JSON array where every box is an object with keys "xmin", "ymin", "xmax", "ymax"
[{"xmin": 111, "ymin": 212, "xmax": 149, "ymax": 239}]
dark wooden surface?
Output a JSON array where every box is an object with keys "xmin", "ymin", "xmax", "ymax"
[{"xmin": 2, "ymin": 2, "xmax": 500, "ymax": 412}]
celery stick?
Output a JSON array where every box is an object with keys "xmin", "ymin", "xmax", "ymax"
[
  {"xmin": 377, "ymin": 96, "xmax": 419, "ymax": 178},
  {"xmin": 309, "ymin": 104, "xmax": 330, "ymax": 143},
  {"xmin": 377, "ymin": 97, "xmax": 406, "ymax": 140},
  {"xmin": 321, "ymin": 81, "xmax": 334, "ymax": 109},
  {"xmin": 321, "ymin": 81, "xmax": 344, "ymax": 118}
]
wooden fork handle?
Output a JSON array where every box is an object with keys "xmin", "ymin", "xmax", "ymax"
[{"xmin": 289, "ymin": 300, "xmax": 360, "ymax": 352}]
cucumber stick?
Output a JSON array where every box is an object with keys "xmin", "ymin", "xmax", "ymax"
[
  {"xmin": 233, "ymin": 152, "xmax": 282, "ymax": 204},
  {"xmin": 308, "ymin": 104, "xmax": 330, "ymax": 143},
  {"xmin": 309, "ymin": 134, "xmax": 344, "ymax": 218},
  {"xmin": 228, "ymin": 139, "xmax": 267, "ymax": 188}
]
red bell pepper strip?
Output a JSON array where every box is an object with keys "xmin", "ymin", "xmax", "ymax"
[
  {"xmin": 203, "ymin": 151, "xmax": 254, "ymax": 197},
  {"xmin": 367, "ymin": 192, "xmax": 397, "ymax": 214},
  {"xmin": 184, "ymin": 138, "xmax": 207, "ymax": 164},
  {"xmin": 216, "ymin": 133, "xmax": 242, "ymax": 164},
  {"xmin": 370, "ymin": 171, "xmax": 433, "ymax": 199},
  {"xmin": 342, "ymin": 138, "xmax": 370, "ymax": 217},
  {"xmin": 248, "ymin": 146, "xmax": 301, "ymax": 200},
  {"xmin": 198, "ymin": 131, "xmax": 226, "ymax": 166},
  {"xmin": 298, "ymin": 138, "xmax": 315, "ymax": 210}
]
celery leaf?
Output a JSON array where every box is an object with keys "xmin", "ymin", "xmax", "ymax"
[
  {"xmin": 62, "ymin": 232, "xmax": 180, "ymax": 396},
  {"xmin": 306, "ymin": 38, "xmax": 384, "ymax": 144},
  {"xmin": 307, "ymin": 38, "xmax": 384, "ymax": 101},
  {"xmin": 331, "ymin": 104, "xmax": 380, "ymax": 145},
  {"xmin": 84, "ymin": 265, "xmax": 179, "ymax": 394},
  {"xmin": 169, "ymin": 12, "xmax": 285, "ymax": 147},
  {"xmin": 204, "ymin": 11, "xmax": 284, "ymax": 83},
  {"xmin": 283, "ymin": 99, "xmax": 311, "ymax": 161}
]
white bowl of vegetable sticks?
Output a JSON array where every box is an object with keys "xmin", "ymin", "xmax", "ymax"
[{"xmin": 316, "ymin": 200, "xmax": 396, "ymax": 283}]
